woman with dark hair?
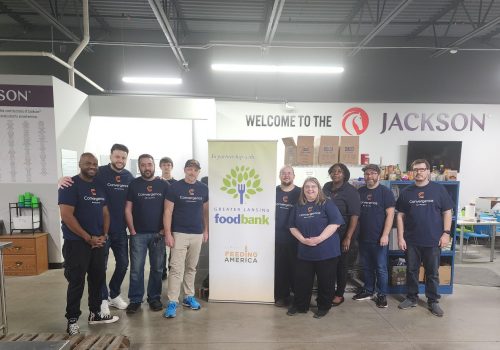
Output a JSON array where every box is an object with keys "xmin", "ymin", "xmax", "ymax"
[
  {"xmin": 322, "ymin": 163, "xmax": 361, "ymax": 306},
  {"xmin": 287, "ymin": 177, "xmax": 344, "ymax": 319}
]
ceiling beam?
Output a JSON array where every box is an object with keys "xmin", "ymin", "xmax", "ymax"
[
  {"xmin": 80, "ymin": 0, "xmax": 110, "ymax": 33},
  {"xmin": 264, "ymin": 0, "xmax": 285, "ymax": 45},
  {"xmin": 0, "ymin": 1, "xmax": 33, "ymax": 30},
  {"xmin": 407, "ymin": 0, "xmax": 462, "ymax": 40},
  {"xmin": 431, "ymin": 15, "xmax": 500, "ymax": 57},
  {"xmin": 148, "ymin": 0, "xmax": 188, "ymax": 70},
  {"xmin": 349, "ymin": 0, "xmax": 413, "ymax": 56},
  {"xmin": 23, "ymin": 0, "xmax": 92, "ymax": 51},
  {"xmin": 336, "ymin": 0, "xmax": 369, "ymax": 37}
]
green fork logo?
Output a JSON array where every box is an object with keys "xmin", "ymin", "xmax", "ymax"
[{"xmin": 220, "ymin": 165, "xmax": 263, "ymax": 204}]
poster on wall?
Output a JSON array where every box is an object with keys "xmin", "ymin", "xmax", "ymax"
[
  {"xmin": 208, "ymin": 140, "xmax": 277, "ymax": 303},
  {"xmin": 0, "ymin": 84, "xmax": 57, "ymax": 183}
]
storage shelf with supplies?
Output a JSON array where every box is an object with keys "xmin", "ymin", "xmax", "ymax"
[{"xmin": 8, "ymin": 202, "xmax": 43, "ymax": 234}]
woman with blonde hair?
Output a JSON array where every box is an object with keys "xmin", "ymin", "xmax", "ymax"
[{"xmin": 287, "ymin": 177, "xmax": 344, "ymax": 319}]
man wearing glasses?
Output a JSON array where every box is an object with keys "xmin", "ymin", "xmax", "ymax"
[
  {"xmin": 354, "ymin": 164, "xmax": 395, "ymax": 308},
  {"xmin": 396, "ymin": 159, "xmax": 453, "ymax": 317}
]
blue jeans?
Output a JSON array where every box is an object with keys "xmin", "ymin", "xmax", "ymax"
[
  {"xmin": 359, "ymin": 241, "xmax": 388, "ymax": 295},
  {"xmin": 406, "ymin": 244, "xmax": 441, "ymax": 303},
  {"xmin": 128, "ymin": 233, "xmax": 164, "ymax": 304},
  {"xmin": 101, "ymin": 233, "xmax": 129, "ymax": 300}
]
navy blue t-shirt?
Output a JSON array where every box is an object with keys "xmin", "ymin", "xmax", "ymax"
[
  {"xmin": 95, "ymin": 164, "xmax": 134, "ymax": 234},
  {"xmin": 58, "ymin": 175, "xmax": 107, "ymax": 241},
  {"xmin": 167, "ymin": 180, "xmax": 209, "ymax": 234},
  {"xmin": 322, "ymin": 181, "xmax": 360, "ymax": 238},
  {"xmin": 358, "ymin": 184, "xmax": 396, "ymax": 243},
  {"xmin": 127, "ymin": 177, "xmax": 169, "ymax": 233},
  {"xmin": 275, "ymin": 185, "xmax": 301, "ymax": 244},
  {"xmin": 164, "ymin": 178, "xmax": 177, "ymax": 185},
  {"xmin": 396, "ymin": 182, "xmax": 453, "ymax": 247},
  {"xmin": 289, "ymin": 199, "xmax": 344, "ymax": 261}
]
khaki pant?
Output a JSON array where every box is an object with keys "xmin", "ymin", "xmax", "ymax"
[{"xmin": 167, "ymin": 232, "xmax": 203, "ymax": 302}]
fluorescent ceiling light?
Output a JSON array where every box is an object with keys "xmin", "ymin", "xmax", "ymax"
[
  {"xmin": 211, "ymin": 64, "xmax": 344, "ymax": 74},
  {"xmin": 122, "ymin": 76, "xmax": 182, "ymax": 85}
]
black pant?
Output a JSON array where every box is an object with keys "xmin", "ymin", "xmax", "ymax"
[
  {"xmin": 406, "ymin": 244, "xmax": 441, "ymax": 303},
  {"xmin": 63, "ymin": 240, "xmax": 105, "ymax": 320},
  {"xmin": 274, "ymin": 242, "xmax": 297, "ymax": 300},
  {"xmin": 334, "ymin": 249, "xmax": 349, "ymax": 297},
  {"xmin": 293, "ymin": 257, "xmax": 339, "ymax": 312}
]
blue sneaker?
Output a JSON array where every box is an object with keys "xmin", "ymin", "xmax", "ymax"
[
  {"xmin": 182, "ymin": 296, "xmax": 201, "ymax": 310},
  {"xmin": 164, "ymin": 301, "xmax": 177, "ymax": 318}
]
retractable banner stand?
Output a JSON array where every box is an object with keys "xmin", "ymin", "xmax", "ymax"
[{"xmin": 208, "ymin": 140, "xmax": 277, "ymax": 303}]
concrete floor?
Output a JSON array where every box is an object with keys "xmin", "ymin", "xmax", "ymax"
[{"xmin": 3, "ymin": 244, "xmax": 500, "ymax": 350}]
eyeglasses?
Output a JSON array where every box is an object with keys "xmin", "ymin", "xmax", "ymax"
[{"xmin": 412, "ymin": 168, "xmax": 428, "ymax": 173}]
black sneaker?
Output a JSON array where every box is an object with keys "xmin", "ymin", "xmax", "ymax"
[
  {"xmin": 149, "ymin": 299, "xmax": 163, "ymax": 312},
  {"xmin": 428, "ymin": 302, "xmax": 444, "ymax": 317},
  {"xmin": 126, "ymin": 302, "xmax": 141, "ymax": 314},
  {"xmin": 313, "ymin": 309, "xmax": 329, "ymax": 319},
  {"xmin": 274, "ymin": 298, "xmax": 289, "ymax": 308},
  {"xmin": 66, "ymin": 318, "xmax": 79, "ymax": 336},
  {"xmin": 88, "ymin": 311, "xmax": 119, "ymax": 325},
  {"xmin": 352, "ymin": 291, "xmax": 373, "ymax": 301},
  {"xmin": 286, "ymin": 306, "xmax": 307, "ymax": 316},
  {"xmin": 376, "ymin": 295, "xmax": 388, "ymax": 308}
]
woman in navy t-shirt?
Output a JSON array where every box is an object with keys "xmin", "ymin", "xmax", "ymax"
[
  {"xmin": 287, "ymin": 177, "xmax": 344, "ymax": 319},
  {"xmin": 322, "ymin": 163, "xmax": 361, "ymax": 306}
]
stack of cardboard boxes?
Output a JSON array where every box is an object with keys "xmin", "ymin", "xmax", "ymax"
[{"xmin": 282, "ymin": 136, "xmax": 360, "ymax": 165}]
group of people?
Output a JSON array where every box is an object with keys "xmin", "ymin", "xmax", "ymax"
[
  {"xmin": 58, "ymin": 144, "xmax": 208, "ymax": 335},
  {"xmin": 274, "ymin": 159, "xmax": 453, "ymax": 319},
  {"xmin": 58, "ymin": 144, "xmax": 452, "ymax": 335}
]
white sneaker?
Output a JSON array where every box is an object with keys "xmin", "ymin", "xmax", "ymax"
[
  {"xmin": 109, "ymin": 295, "xmax": 128, "ymax": 310},
  {"xmin": 100, "ymin": 299, "xmax": 111, "ymax": 317}
]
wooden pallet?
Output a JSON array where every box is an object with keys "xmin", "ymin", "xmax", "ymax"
[{"xmin": 0, "ymin": 333, "xmax": 130, "ymax": 349}]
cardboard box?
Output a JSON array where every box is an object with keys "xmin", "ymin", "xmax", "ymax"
[
  {"xmin": 318, "ymin": 136, "xmax": 339, "ymax": 165},
  {"xmin": 391, "ymin": 266, "xmax": 406, "ymax": 286},
  {"xmin": 417, "ymin": 265, "xmax": 451, "ymax": 285},
  {"xmin": 419, "ymin": 266, "xmax": 425, "ymax": 283},
  {"xmin": 296, "ymin": 136, "xmax": 314, "ymax": 165},
  {"xmin": 439, "ymin": 265, "xmax": 451, "ymax": 285},
  {"xmin": 282, "ymin": 137, "xmax": 297, "ymax": 165},
  {"xmin": 339, "ymin": 136, "xmax": 359, "ymax": 164}
]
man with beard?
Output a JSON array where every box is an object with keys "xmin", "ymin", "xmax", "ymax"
[
  {"xmin": 163, "ymin": 159, "xmax": 209, "ymax": 318},
  {"xmin": 354, "ymin": 164, "xmax": 395, "ymax": 308},
  {"xmin": 397, "ymin": 159, "xmax": 453, "ymax": 317},
  {"xmin": 59, "ymin": 144, "xmax": 134, "ymax": 315},
  {"xmin": 274, "ymin": 165, "xmax": 301, "ymax": 307},
  {"xmin": 59, "ymin": 153, "xmax": 119, "ymax": 335},
  {"xmin": 125, "ymin": 154, "xmax": 169, "ymax": 314}
]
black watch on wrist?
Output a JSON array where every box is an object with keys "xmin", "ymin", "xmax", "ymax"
[{"xmin": 443, "ymin": 230, "xmax": 451, "ymax": 235}]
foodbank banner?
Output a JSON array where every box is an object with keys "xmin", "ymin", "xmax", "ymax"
[{"xmin": 208, "ymin": 140, "xmax": 277, "ymax": 303}]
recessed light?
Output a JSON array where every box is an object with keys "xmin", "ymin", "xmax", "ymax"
[
  {"xmin": 211, "ymin": 64, "xmax": 344, "ymax": 74},
  {"xmin": 122, "ymin": 77, "xmax": 182, "ymax": 85}
]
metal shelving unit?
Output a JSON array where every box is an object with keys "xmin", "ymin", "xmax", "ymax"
[{"xmin": 8, "ymin": 203, "xmax": 42, "ymax": 234}]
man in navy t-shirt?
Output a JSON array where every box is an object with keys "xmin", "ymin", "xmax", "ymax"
[
  {"xmin": 58, "ymin": 153, "xmax": 119, "ymax": 335},
  {"xmin": 354, "ymin": 164, "xmax": 395, "ymax": 308},
  {"xmin": 58, "ymin": 144, "xmax": 134, "ymax": 314},
  {"xmin": 396, "ymin": 159, "xmax": 453, "ymax": 317},
  {"xmin": 274, "ymin": 165, "xmax": 301, "ymax": 307},
  {"xmin": 164, "ymin": 159, "xmax": 209, "ymax": 318},
  {"xmin": 125, "ymin": 154, "xmax": 169, "ymax": 314}
]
